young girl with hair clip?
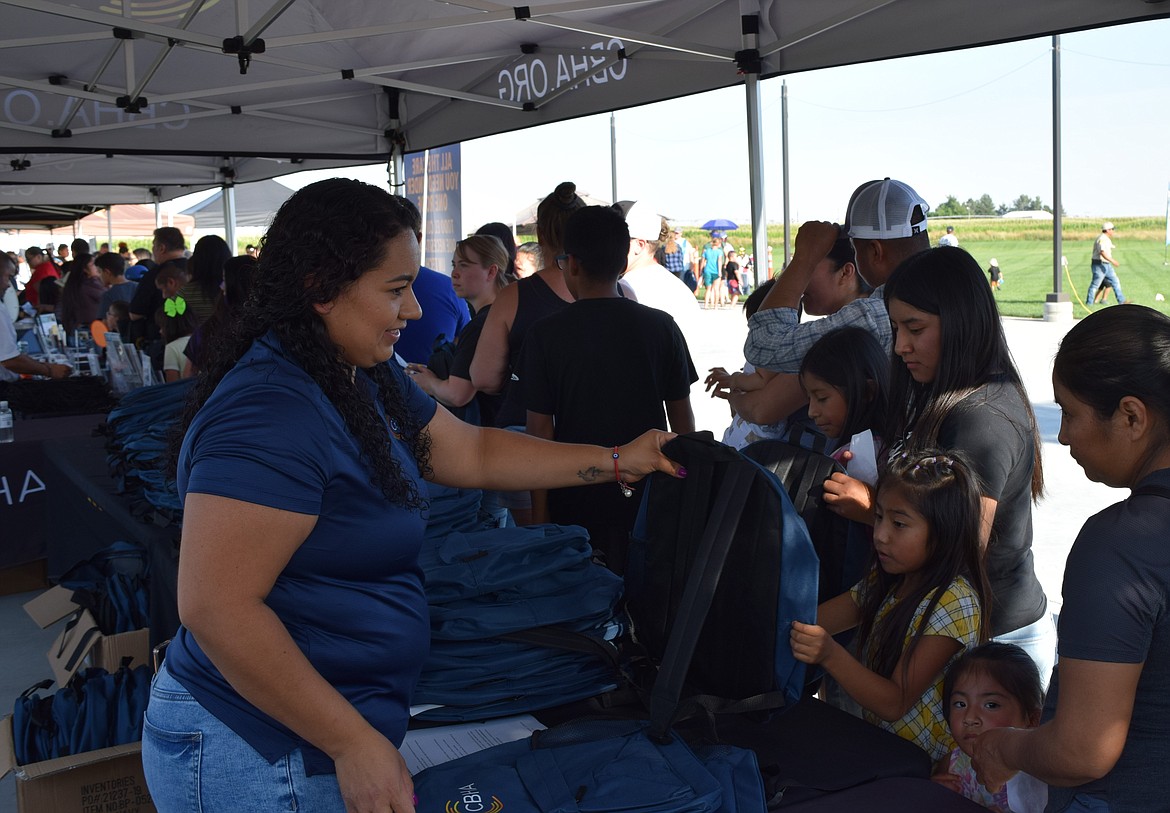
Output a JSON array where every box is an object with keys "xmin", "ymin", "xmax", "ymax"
[
  {"xmin": 934, "ymin": 643, "xmax": 1046, "ymax": 812},
  {"xmin": 791, "ymin": 449, "xmax": 990, "ymax": 762},
  {"xmin": 824, "ymin": 246, "xmax": 1053, "ymax": 688},
  {"xmin": 155, "ymin": 294, "xmax": 196, "ymax": 382}
]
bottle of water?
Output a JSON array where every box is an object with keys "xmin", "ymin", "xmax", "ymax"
[{"xmin": 0, "ymin": 401, "xmax": 12, "ymax": 444}]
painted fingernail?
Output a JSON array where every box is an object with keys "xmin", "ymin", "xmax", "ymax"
[{"xmin": 678, "ymin": 467, "xmax": 688, "ymax": 478}]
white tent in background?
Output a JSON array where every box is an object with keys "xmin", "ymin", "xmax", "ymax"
[
  {"xmin": 180, "ymin": 179, "xmax": 294, "ymax": 232},
  {"xmin": 513, "ymin": 191, "xmax": 613, "ymax": 234},
  {"xmin": 76, "ymin": 204, "xmax": 194, "ymax": 238}
]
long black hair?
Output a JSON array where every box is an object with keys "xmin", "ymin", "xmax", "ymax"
[
  {"xmin": 858, "ymin": 449, "xmax": 991, "ymax": 680},
  {"xmin": 171, "ymin": 179, "xmax": 431, "ymax": 509},
  {"xmin": 58, "ymin": 253, "xmax": 96, "ymax": 334},
  {"xmin": 187, "ymin": 234, "xmax": 232, "ymax": 304},
  {"xmin": 883, "ymin": 246, "xmax": 1043, "ymax": 500},
  {"xmin": 799, "ymin": 326, "xmax": 889, "ymax": 442}
]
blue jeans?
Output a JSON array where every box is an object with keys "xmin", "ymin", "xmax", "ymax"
[
  {"xmin": 1086, "ymin": 261, "xmax": 1125, "ymax": 304},
  {"xmin": 994, "ymin": 612, "xmax": 1057, "ymax": 692},
  {"xmin": 142, "ymin": 662, "xmax": 347, "ymax": 812}
]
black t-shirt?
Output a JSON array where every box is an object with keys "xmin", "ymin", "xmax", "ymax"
[
  {"xmin": 518, "ymin": 297, "xmax": 697, "ymax": 547},
  {"xmin": 449, "ymin": 305, "xmax": 501, "ymax": 427},
  {"xmin": 936, "ymin": 380, "xmax": 1045, "ymax": 635},
  {"xmin": 1045, "ymin": 468, "xmax": 1170, "ymax": 812}
]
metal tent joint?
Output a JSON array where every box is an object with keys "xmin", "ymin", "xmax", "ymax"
[
  {"xmin": 116, "ymin": 95, "xmax": 150, "ymax": 113},
  {"xmin": 222, "ymin": 36, "xmax": 267, "ymax": 75},
  {"xmin": 735, "ymin": 48, "xmax": 761, "ymax": 74}
]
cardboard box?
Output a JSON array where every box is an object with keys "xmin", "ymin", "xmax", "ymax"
[
  {"xmin": 0, "ymin": 716, "xmax": 156, "ymax": 813},
  {"xmin": 23, "ymin": 586, "xmax": 152, "ymax": 685},
  {"xmin": 0, "ymin": 560, "xmax": 48, "ymax": 597}
]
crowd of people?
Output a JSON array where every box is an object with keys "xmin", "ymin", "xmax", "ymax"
[
  {"xmin": 1, "ymin": 175, "xmax": 1163, "ymax": 813},
  {"xmin": 0, "ymin": 231, "xmax": 259, "ymax": 387}
]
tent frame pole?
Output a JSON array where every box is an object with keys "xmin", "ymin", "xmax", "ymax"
[
  {"xmin": 742, "ymin": 13, "xmax": 768, "ymax": 292},
  {"xmin": 222, "ymin": 183, "xmax": 238, "ymax": 253}
]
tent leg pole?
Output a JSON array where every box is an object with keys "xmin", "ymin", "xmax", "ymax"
[
  {"xmin": 743, "ymin": 16, "xmax": 768, "ymax": 293},
  {"xmin": 1046, "ymin": 34, "xmax": 1070, "ymax": 322},
  {"xmin": 223, "ymin": 185, "xmax": 238, "ymax": 253},
  {"xmin": 782, "ymin": 80, "xmax": 790, "ymax": 270}
]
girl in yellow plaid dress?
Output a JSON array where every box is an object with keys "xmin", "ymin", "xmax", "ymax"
[{"xmin": 791, "ymin": 450, "xmax": 990, "ymax": 762}]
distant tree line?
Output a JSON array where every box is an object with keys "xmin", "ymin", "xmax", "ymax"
[{"xmin": 934, "ymin": 194, "xmax": 1065, "ymax": 217}]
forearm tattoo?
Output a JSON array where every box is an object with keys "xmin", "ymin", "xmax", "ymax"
[{"xmin": 577, "ymin": 466, "xmax": 605, "ymax": 483}]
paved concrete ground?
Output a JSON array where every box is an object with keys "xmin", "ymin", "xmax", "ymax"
[{"xmin": 0, "ymin": 307, "xmax": 1122, "ymax": 812}]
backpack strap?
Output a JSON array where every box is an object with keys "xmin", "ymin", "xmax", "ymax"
[
  {"xmin": 648, "ymin": 463, "xmax": 754, "ymax": 742},
  {"xmin": 498, "ymin": 626, "xmax": 622, "ymax": 674}
]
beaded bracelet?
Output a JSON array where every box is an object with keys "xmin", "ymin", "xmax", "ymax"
[{"xmin": 612, "ymin": 446, "xmax": 634, "ymax": 498}]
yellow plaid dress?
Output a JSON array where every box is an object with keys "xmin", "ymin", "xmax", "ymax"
[{"xmin": 849, "ymin": 574, "xmax": 981, "ymax": 761}]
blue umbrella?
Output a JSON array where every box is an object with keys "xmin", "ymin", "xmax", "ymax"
[{"xmin": 700, "ymin": 218, "xmax": 738, "ymax": 231}]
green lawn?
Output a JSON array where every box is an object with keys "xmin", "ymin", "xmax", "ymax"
[
  {"xmin": 952, "ymin": 239, "xmax": 1170, "ymax": 318},
  {"xmin": 680, "ymin": 217, "xmax": 1170, "ymax": 319}
]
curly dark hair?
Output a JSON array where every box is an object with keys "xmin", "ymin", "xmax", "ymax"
[{"xmin": 171, "ymin": 178, "xmax": 431, "ymax": 509}]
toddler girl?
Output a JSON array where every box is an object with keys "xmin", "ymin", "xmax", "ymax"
[{"xmin": 935, "ymin": 643, "xmax": 1046, "ymax": 812}]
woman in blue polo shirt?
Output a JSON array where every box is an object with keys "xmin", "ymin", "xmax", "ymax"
[{"xmin": 141, "ymin": 179, "xmax": 682, "ymax": 813}]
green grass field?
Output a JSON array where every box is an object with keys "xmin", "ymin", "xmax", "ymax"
[{"xmin": 680, "ymin": 217, "xmax": 1170, "ymax": 319}]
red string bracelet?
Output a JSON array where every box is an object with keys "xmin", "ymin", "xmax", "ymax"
[{"xmin": 613, "ymin": 446, "xmax": 634, "ymax": 498}]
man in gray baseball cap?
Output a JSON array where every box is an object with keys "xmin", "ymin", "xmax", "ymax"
[{"xmin": 744, "ymin": 177, "xmax": 930, "ymax": 374}]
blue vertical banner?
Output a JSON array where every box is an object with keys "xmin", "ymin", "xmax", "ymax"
[{"xmin": 404, "ymin": 144, "xmax": 462, "ymax": 270}]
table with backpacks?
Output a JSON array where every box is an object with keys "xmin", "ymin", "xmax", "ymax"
[{"xmin": 409, "ymin": 433, "xmax": 985, "ymax": 812}]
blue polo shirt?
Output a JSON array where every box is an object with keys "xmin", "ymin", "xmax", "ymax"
[
  {"xmin": 166, "ymin": 331, "xmax": 437, "ymax": 775},
  {"xmin": 394, "ymin": 265, "xmax": 470, "ymax": 364}
]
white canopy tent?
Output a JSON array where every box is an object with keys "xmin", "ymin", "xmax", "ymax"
[{"xmin": 1, "ymin": 0, "xmax": 1168, "ymax": 262}]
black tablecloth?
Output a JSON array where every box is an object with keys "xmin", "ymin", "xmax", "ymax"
[
  {"xmin": 0, "ymin": 414, "xmax": 104, "ymax": 569},
  {"xmin": 40, "ymin": 432, "xmax": 181, "ymax": 646}
]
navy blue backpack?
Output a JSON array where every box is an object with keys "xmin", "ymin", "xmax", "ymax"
[{"xmin": 625, "ymin": 432, "xmax": 820, "ymax": 724}]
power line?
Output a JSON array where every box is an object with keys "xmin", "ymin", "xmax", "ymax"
[{"xmin": 793, "ymin": 51, "xmax": 1049, "ymax": 113}]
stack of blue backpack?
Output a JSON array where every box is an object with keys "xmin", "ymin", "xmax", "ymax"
[
  {"xmin": 102, "ymin": 378, "xmax": 194, "ymax": 523},
  {"xmin": 412, "ymin": 484, "xmax": 627, "ymax": 722}
]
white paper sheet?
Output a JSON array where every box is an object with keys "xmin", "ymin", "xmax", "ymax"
[
  {"xmin": 1006, "ymin": 771, "xmax": 1048, "ymax": 812},
  {"xmin": 400, "ymin": 715, "xmax": 547, "ymax": 774},
  {"xmin": 846, "ymin": 429, "xmax": 879, "ymax": 485}
]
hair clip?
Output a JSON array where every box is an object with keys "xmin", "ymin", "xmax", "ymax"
[{"xmin": 164, "ymin": 295, "xmax": 187, "ymax": 317}]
